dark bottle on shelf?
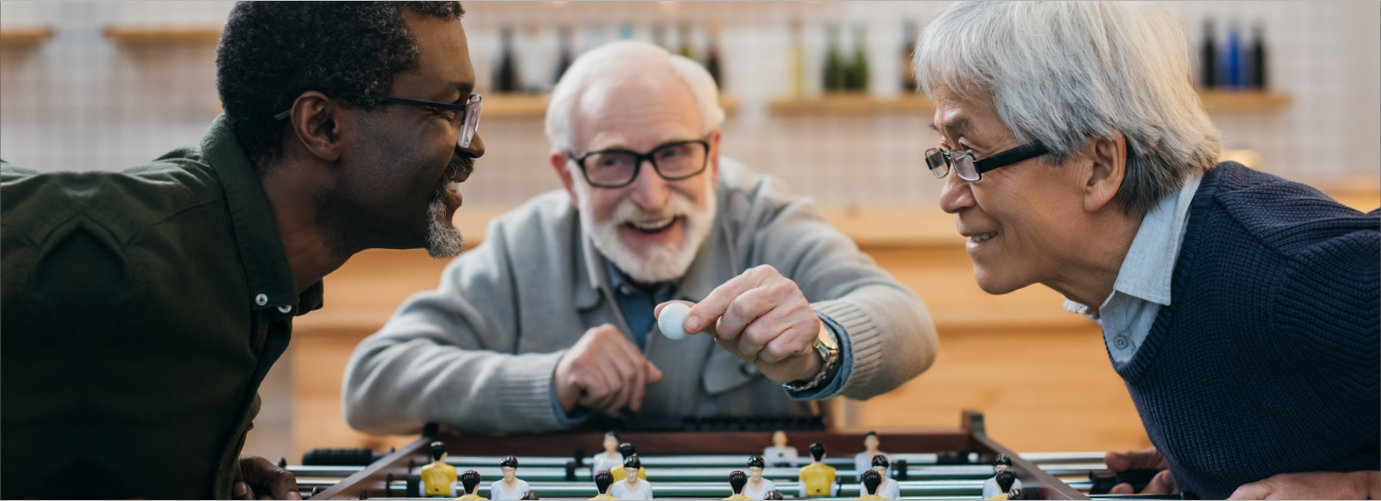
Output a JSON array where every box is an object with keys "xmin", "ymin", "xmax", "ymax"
[
  {"xmin": 705, "ymin": 25, "xmax": 722, "ymax": 89},
  {"xmin": 901, "ymin": 20, "xmax": 919, "ymax": 91},
  {"xmin": 494, "ymin": 26, "xmax": 519, "ymax": 93},
  {"xmin": 824, "ymin": 25, "xmax": 845, "ymax": 92},
  {"xmin": 849, "ymin": 25, "xmax": 869, "ymax": 92},
  {"xmin": 554, "ymin": 26, "xmax": 574, "ymax": 86},
  {"xmin": 1200, "ymin": 19, "xmax": 1217, "ymax": 89},
  {"xmin": 1248, "ymin": 23, "xmax": 1267, "ymax": 89},
  {"xmin": 1223, "ymin": 22, "xmax": 1243, "ymax": 89},
  {"xmin": 677, "ymin": 23, "xmax": 694, "ymax": 59}
]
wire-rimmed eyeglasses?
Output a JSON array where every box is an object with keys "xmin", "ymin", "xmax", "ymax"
[{"xmin": 272, "ymin": 94, "xmax": 482, "ymax": 149}]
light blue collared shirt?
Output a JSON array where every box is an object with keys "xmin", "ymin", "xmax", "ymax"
[{"xmin": 1064, "ymin": 175, "xmax": 1202, "ymax": 363}]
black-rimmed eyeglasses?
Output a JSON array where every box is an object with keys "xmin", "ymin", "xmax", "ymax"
[
  {"xmin": 272, "ymin": 94, "xmax": 482, "ymax": 149},
  {"xmin": 568, "ymin": 139, "xmax": 710, "ymax": 188},
  {"xmin": 925, "ymin": 140, "xmax": 1048, "ymax": 182}
]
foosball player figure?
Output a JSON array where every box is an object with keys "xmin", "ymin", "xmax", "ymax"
[
  {"xmin": 988, "ymin": 470, "xmax": 1018, "ymax": 500},
  {"xmin": 798, "ymin": 442, "xmax": 837, "ymax": 497},
  {"xmin": 858, "ymin": 455, "xmax": 899, "ymax": 500},
  {"xmin": 763, "ymin": 490, "xmax": 784, "ymax": 500},
  {"xmin": 763, "ymin": 430, "xmax": 799, "ymax": 467},
  {"xmin": 456, "ymin": 470, "xmax": 486, "ymax": 500},
  {"xmin": 982, "ymin": 454, "xmax": 1023, "ymax": 499},
  {"xmin": 852, "ymin": 431, "xmax": 888, "ymax": 479},
  {"xmin": 856, "ymin": 470, "xmax": 885, "ymax": 500},
  {"xmin": 421, "ymin": 440, "xmax": 458, "ymax": 497},
  {"xmin": 724, "ymin": 470, "xmax": 752, "ymax": 500},
  {"xmin": 744, "ymin": 455, "xmax": 777, "ymax": 499},
  {"xmin": 610, "ymin": 456, "xmax": 654, "ymax": 499},
  {"xmin": 590, "ymin": 470, "xmax": 617, "ymax": 500},
  {"xmin": 590, "ymin": 432, "xmax": 624, "ymax": 478},
  {"xmin": 610, "ymin": 442, "xmax": 647, "ymax": 482},
  {"xmin": 490, "ymin": 456, "xmax": 532, "ymax": 500}
]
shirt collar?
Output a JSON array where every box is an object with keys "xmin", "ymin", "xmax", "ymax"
[
  {"xmin": 1063, "ymin": 174, "xmax": 1203, "ymax": 317},
  {"xmin": 200, "ymin": 115, "xmax": 323, "ymax": 316}
]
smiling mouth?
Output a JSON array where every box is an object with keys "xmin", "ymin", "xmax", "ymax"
[
  {"xmin": 625, "ymin": 217, "xmax": 678, "ymax": 233},
  {"xmin": 971, "ymin": 232, "xmax": 998, "ymax": 243}
]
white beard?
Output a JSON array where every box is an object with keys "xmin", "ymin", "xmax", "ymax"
[
  {"xmin": 572, "ymin": 169, "xmax": 716, "ymax": 284},
  {"xmin": 424, "ymin": 197, "xmax": 464, "ymax": 259}
]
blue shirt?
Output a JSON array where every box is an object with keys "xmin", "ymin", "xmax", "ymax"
[
  {"xmin": 1064, "ymin": 175, "xmax": 1201, "ymax": 363},
  {"xmin": 550, "ymin": 258, "xmax": 854, "ymax": 424}
]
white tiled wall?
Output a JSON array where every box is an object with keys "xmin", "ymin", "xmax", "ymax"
[{"xmin": 3, "ymin": 1, "xmax": 1378, "ymax": 208}]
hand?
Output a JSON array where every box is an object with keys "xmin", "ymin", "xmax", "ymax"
[
  {"xmin": 232, "ymin": 455, "xmax": 301, "ymax": 500},
  {"xmin": 553, "ymin": 324, "xmax": 664, "ymax": 415},
  {"xmin": 1104, "ymin": 447, "xmax": 1175, "ymax": 495},
  {"xmin": 663, "ymin": 264, "xmax": 824, "ymax": 385},
  {"xmin": 1228, "ymin": 471, "xmax": 1381, "ymax": 500}
]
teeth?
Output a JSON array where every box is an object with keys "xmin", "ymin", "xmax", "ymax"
[
  {"xmin": 972, "ymin": 232, "xmax": 997, "ymax": 243},
  {"xmin": 629, "ymin": 218, "xmax": 675, "ymax": 230}
]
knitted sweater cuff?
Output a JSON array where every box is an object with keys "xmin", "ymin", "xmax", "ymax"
[{"xmin": 813, "ymin": 298, "xmax": 882, "ymax": 396}]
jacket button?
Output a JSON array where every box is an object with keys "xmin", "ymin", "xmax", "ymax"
[{"xmin": 254, "ymin": 293, "xmax": 269, "ymax": 306}]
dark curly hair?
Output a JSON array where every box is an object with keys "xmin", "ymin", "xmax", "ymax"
[{"xmin": 215, "ymin": 2, "xmax": 464, "ymax": 168}]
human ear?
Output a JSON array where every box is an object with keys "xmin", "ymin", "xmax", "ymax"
[
  {"xmin": 285, "ymin": 91, "xmax": 344, "ymax": 162},
  {"xmin": 550, "ymin": 149, "xmax": 578, "ymax": 208},
  {"xmin": 1084, "ymin": 132, "xmax": 1127, "ymax": 212}
]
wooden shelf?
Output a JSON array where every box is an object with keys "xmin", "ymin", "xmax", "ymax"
[
  {"xmin": 770, "ymin": 91, "xmax": 1291, "ymax": 116},
  {"xmin": 486, "ymin": 93, "xmax": 740, "ymax": 119},
  {"xmin": 0, "ymin": 26, "xmax": 54, "ymax": 48},
  {"xmin": 102, "ymin": 26, "xmax": 222, "ymax": 46},
  {"xmin": 1199, "ymin": 90, "xmax": 1292, "ymax": 113},
  {"xmin": 770, "ymin": 93, "xmax": 934, "ymax": 116}
]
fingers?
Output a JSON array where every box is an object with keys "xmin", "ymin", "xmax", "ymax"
[
  {"xmin": 685, "ymin": 265, "xmax": 776, "ymax": 334},
  {"xmin": 1104, "ymin": 447, "xmax": 1166, "ymax": 471},
  {"xmin": 236, "ymin": 456, "xmax": 300, "ymax": 500},
  {"xmin": 556, "ymin": 324, "xmax": 659, "ymax": 416},
  {"xmin": 1227, "ymin": 483, "xmax": 1271, "ymax": 500},
  {"xmin": 233, "ymin": 481, "xmax": 253, "ymax": 500}
]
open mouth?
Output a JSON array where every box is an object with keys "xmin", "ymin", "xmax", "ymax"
[
  {"xmin": 624, "ymin": 216, "xmax": 678, "ymax": 234},
  {"xmin": 971, "ymin": 232, "xmax": 997, "ymax": 243}
]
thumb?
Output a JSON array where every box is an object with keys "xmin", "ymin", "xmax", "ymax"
[{"xmin": 644, "ymin": 360, "xmax": 664, "ymax": 383}]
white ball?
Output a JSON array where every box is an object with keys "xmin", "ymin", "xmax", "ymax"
[{"xmin": 657, "ymin": 303, "xmax": 692, "ymax": 340}]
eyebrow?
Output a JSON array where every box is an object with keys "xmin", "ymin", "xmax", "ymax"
[{"xmin": 929, "ymin": 116, "xmax": 973, "ymax": 138}]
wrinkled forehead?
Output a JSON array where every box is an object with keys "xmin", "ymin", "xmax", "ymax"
[{"xmin": 572, "ymin": 69, "xmax": 703, "ymax": 151}]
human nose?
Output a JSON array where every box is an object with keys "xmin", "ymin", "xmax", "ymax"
[
  {"xmin": 461, "ymin": 131, "xmax": 485, "ymax": 158},
  {"xmin": 938, "ymin": 171, "xmax": 975, "ymax": 214},
  {"xmin": 627, "ymin": 158, "xmax": 669, "ymax": 209}
]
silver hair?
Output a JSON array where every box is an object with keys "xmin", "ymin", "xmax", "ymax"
[
  {"xmin": 914, "ymin": 1, "xmax": 1221, "ymax": 214},
  {"xmin": 545, "ymin": 40, "xmax": 725, "ymax": 154}
]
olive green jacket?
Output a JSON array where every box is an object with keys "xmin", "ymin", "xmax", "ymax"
[{"xmin": 1, "ymin": 116, "xmax": 322, "ymax": 499}]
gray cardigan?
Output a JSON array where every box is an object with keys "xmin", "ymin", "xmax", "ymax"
[{"xmin": 342, "ymin": 161, "xmax": 938, "ymax": 434}]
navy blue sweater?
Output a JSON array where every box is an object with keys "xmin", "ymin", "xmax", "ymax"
[{"xmin": 1116, "ymin": 163, "xmax": 1379, "ymax": 499}]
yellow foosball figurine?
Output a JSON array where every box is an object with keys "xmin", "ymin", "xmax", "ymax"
[
  {"xmin": 798, "ymin": 443, "xmax": 837, "ymax": 497},
  {"xmin": 589, "ymin": 469, "xmax": 618, "ymax": 500},
  {"xmin": 723, "ymin": 470, "xmax": 753, "ymax": 500},
  {"xmin": 456, "ymin": 470, "xmax": 487, "ymax": 500},
  {"xmin": 856, "ymin": 470, "xmax": 886, "ymax": 500},
  {"xmin": 421, "ymin": 441, "xmax": 458, "ymax": 498}
]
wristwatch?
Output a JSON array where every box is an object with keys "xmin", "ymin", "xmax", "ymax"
[{"xmin": 781, "ymin": 320, "xmax": 842, "ymax": 393}]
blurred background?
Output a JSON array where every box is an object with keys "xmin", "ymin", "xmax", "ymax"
[{"xmin": 3, "ymin": 1, "xmax": 1377, "ymax": 464}]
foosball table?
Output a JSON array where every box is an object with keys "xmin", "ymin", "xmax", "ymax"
[{"xmin": 288, "ymin": 411, "xmax": 1158, "ymax": 500}]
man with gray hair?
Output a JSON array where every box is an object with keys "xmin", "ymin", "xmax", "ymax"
[
  {"xmin": 343, "ymin": 40, "xmax": 937, "ymax": 433},
  {"xmin": 914, "ymin": 2, "xmax": 1378, "ymax": 499}
]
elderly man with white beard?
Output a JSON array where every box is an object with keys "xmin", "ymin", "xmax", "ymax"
[{"xmin": 342, "ymin": 40, "xmax": 938, "ymax": 433}]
